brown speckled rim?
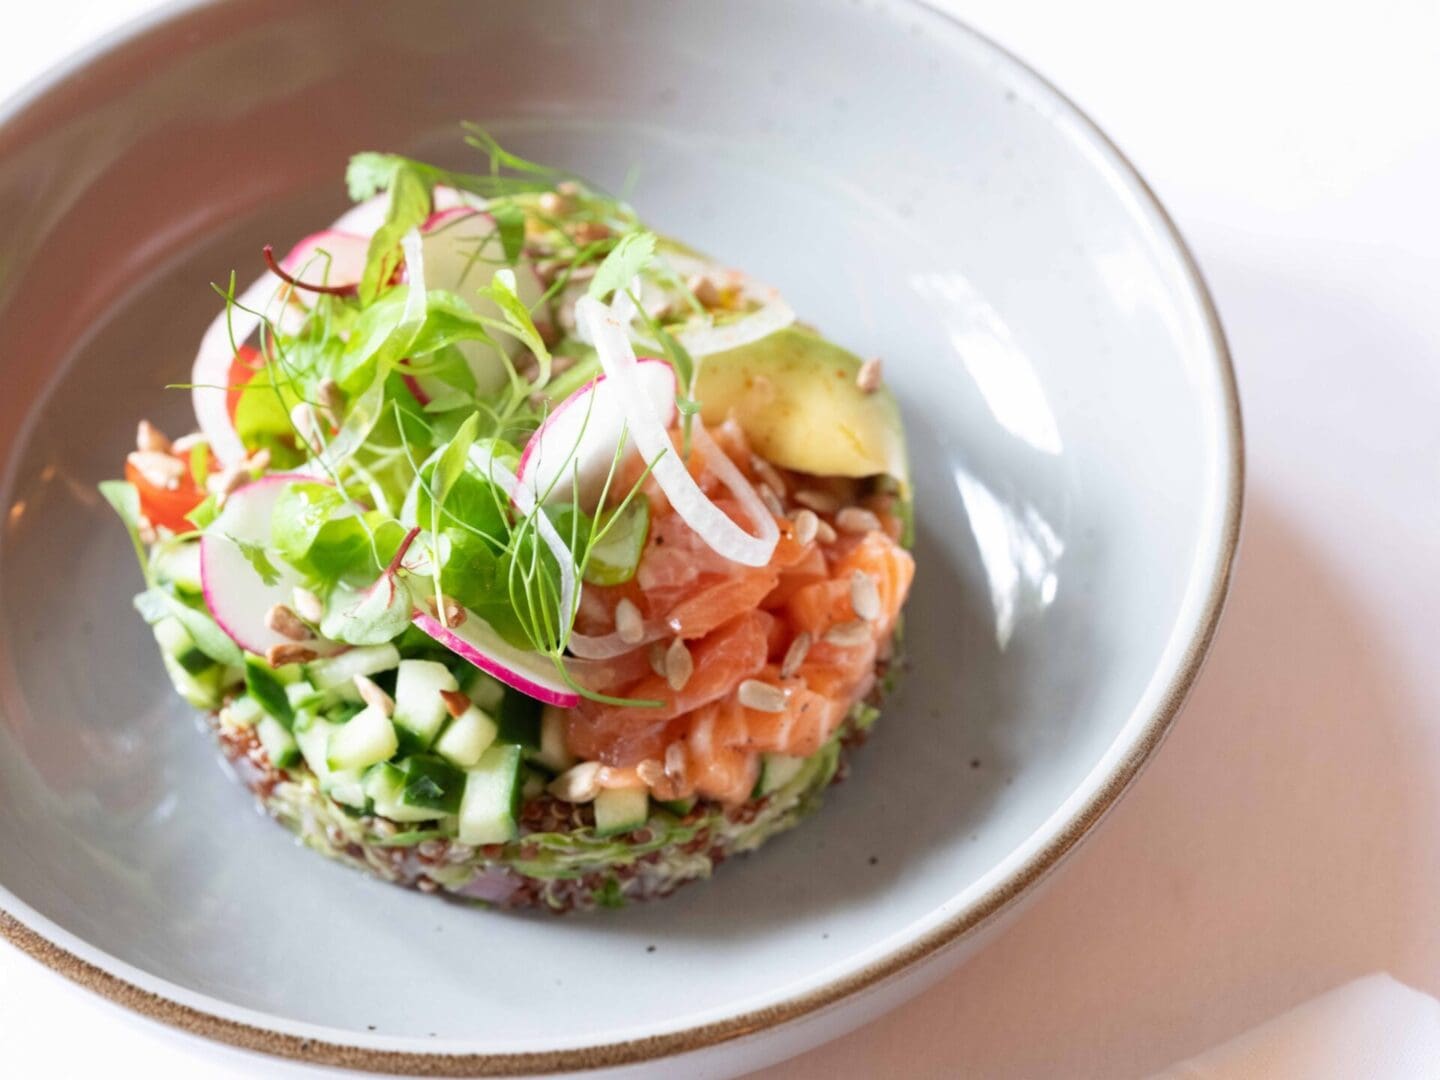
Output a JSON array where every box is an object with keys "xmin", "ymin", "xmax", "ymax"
[{"xmin": 0, "ymin": 1, "xmax": 1244, "ymax": 1074}]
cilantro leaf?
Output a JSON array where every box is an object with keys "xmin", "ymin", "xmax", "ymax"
[
  {"xmin": 320, "ymin": 575, "xmax": 414, "ymax": 646},
  {"xmin": 490, "ymin": 201, "xmax": 526, "ymax": 267},
  {"xmin": 231, "ymin": 538, "xmax": 282, "ymax": 587},
  {"xmin": 589, "ymin": 231, "xmax": 656, "ymax": 303},
  {"xmin": 360, "ymin": 165, "xmax": 431, "ymax": 305},
  {"xmin": 98, "ymin": 480, "xmax": 151, "ymax": 585}
]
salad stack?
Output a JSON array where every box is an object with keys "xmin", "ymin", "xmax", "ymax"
[{"xmin": 105, "ymin": 131, "xmax": 914, "ymax": 911}]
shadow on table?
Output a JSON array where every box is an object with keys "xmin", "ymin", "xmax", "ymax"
[{"xmin": 751, "ymin": 490, "xmax": 1440, "ymax": 1079}]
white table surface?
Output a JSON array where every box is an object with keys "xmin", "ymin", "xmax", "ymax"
[{"xmin": 3, "ymin": 2, "xmax": 1438, "ymax": 1077}]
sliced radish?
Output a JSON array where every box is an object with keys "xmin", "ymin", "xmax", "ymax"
[
  {"xmin": 330, "ymin": 185, "xmax": 480, "ymax": 236},
  {"xmin": 576, "ymin": 295, "xmax": 779, "ymax": 568},
  {"xmin": 515, "ymin": 358, "xmax": 676, "ymax": 509},
  {"xmin": 413, "ymin": 611, "xmax": 580, "ymax": 708},
  {"xmin": 199, "ymin": 474, "xmax": 339, "ymax": 656},
  {"xmin": 277, "ymin": 229, "xmax": 370, "ymax": 302},
  {"xmin": 192, "ymin": 273, "xmax": 303, "ymax": 466},
  {"xmin": 194, "ymin": 187, "xmax": 488, "ymax": 466}
]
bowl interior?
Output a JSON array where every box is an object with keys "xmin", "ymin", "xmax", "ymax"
[{"xmin": 0, "ymin": 0, "xmax": 1232, "ymax": 1056}]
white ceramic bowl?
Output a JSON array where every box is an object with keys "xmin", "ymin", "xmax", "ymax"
[{"xmin": 0, "ymin": 1, "xmax": 1240, "ymax": 1075}]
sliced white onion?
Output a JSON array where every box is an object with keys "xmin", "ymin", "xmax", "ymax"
[
  {"xmin": 673, "ymin": 290, "xmax": 795, "ymax": 356},
  {"xmin": 576, "ymin": 254, "xmax": 796, "ymax": 359},
  {"xmin": 567, "ymin": 622, "xmax": 668, "ymax": 660},
  {"xmin": 191, "ymin": 272, "xmax": 303, "ymax": 466},
  {"xmin": 576, "ymin": 295, "xmax": 779, "ymax": 568}
]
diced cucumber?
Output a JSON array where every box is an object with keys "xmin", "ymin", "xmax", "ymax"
[
  {"xmin": 151, "ymin": 541, "xmax": 203, "ymax": 595},
  {"xmin": 497, "ymin": 690, "xmax": 541, "ymax": 749},
  {"xmin": 256, "ymin": 714, "xmax": 300, "ymax": 769},
  {"xmin": 306, "ymin": 644, "xmax": 401, "ymax": 691},
  {"xmin": 284, "ymin": 679, "xmax": 318, "ymax": 707},
  {"xmin": 224, "ymin": 693, "xmax": 264, "ymax": 728},
  {"xmin": 401, "ymin": 755, "xmax": 466, "ymax": 815},
  {"xmin": 326, "ymin": 704, "xmax": 398, "ymax": 771},
  {"xmin": 393, "ymin": 660, "xmax": 458, "ymax": 752},
  {"xmin": 594, "ymin": 787, "xmax": 649, "ymax": 838},
  {"xmin": 463, "ymin": 670, "xmax": 505, "ymax": 712},
  {"xmin": 756, "ymin": 753, "xmax": 806, "ymax": 796},
  {"xmin": 433, "ymin": 705, "xmax": 499, "ymax": 768},
  {"xmin": 296, "ymin": 720, "xmax": 339, "ymax": 783},
  {"xmin": 151, "ymin": 615, "xmax": 221, "ymax": 707},
  {"xmin": 244, "ymin": 657, "xmax": 295, "ymax": 729},
  {"xmin": 153, "ymin": 616, "xmax": 212, "ymax": 676},
  {"xmin": 364, "ymin": 762, "xmax": 445, "ymax": 823},
  {"xmin": 458, "ymin": 745, "xmax": 523, "ymax": 846},
  {"xmin": 158, "ymin": 650, "xmax": 222, "ymax": 709},
  {"xmin": 327, "ymin": 769, "xmax": 369, "ymax": 809},
  {"xmin": 658, "ymin": 796, "xmax": 697, "ymax": 817},
  {"xmin": 528, "ymin": 705, "xmax": 576, "ymax": 773}
]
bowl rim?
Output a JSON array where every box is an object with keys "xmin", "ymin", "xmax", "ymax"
[{"xmin": 0, "ymin": 0, "xmax": 1244, "ymax": 1073}]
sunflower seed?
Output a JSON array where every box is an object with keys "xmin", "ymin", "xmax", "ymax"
[
  {"xmin": 648, "ymin": 642, "xmax": 669, "ymax": 678},
  {"xmin": 850, "ymin": 570, "xmax": 882, "ymax": 622},
  {"xmin": 636, "ymin": 759, "xmax": 665, "ymax": 788},
  {"xmin": 549, "ymin": 761, "xmax": 602, "ymax": 803},
  {"xmin": 835, "ymin": 506, "xmax": 882, "ymax": 534},
  {"xmin": 823, "ymin": 619, "xmax": 871, "ymax": 647},
  {"xmin": 127, "ymin": 451, "xmax": 185, "ymax": 491},
  {"xmin": 316, "ymin": 376, "xmax": 344, "ymax": 415},
  {"xmin": 290, "ymin": 403, "xmax": 318, "ymax": 449},
  {"xmin": 792, "ymin": 508, "xmax": 819, "ymax": 545},
  {"xmin": 264, "ymin": 604, "xmax": 311, "ymax": 642},
  {"xmin": 136, "ymin": 420, "xmax": 171, "ymax": 454},
  {"xmin": 737, "ymin": 679, "xmax": 787, "ymax": 713},
  {"xmin": 856, "ymin": 356, "xmax": 883, "ymax": 393},
  {"xmin": 539, "ymin": 190, "xmax": 577, "ymax": 216},
  {"xmin": 266, "ymin": 642, "xmax": 318, "ymax": 667},
  {"xmin": 794, "ymin": 489, "xmax": 840, "ymax": 514},
  {"xmin": 573, "ymin": 221, "xmax": 611, "ymax": 245},
  {"xmin": 424, "ymin": 593, "xmax": 467, "ymax": 627},
  {"xmin": 292, "ymin": 587, "xmax": 324, "ymax": 624},
  {"xmin": 438, "ymin": 688, "xmax": 471, "ymax": 719},
  {"xmin": 664, "ymin": 638, "xmax": 694, "ymax": 692},
  {"xmin": 664, "ymin": 742, "xmax": 688, "ymax": 781},
  {"xmin": 780, "ymin": 632, "xmax": 812, "ymax": 679},
  {"xmin": 758, "ymin": 484, "xmax": 784, "ymax": 516},
  {"xmin": 751, "ymin": 457, "xmax": 787, "ymax": 497},
  {"xmin": 815, "ymin": 518, "xmax": 838, "ymax": 544},
  {"xmin": 353, "ymin": 673, "xmax": 395, "ymax": 716},
  {"xmin": 615, "ymin": 598, "xmax": 645, "ymax": 644},
  {"xmin": 686, "ymin": 273, "xmax": 720, "ymax": 307}
]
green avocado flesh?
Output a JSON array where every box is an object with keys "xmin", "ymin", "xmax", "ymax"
[{"xmin": 694, "ymin": 327, "xmax": 909, "ymax": 493}]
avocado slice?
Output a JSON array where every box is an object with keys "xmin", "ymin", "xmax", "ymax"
[{"xmin": 694, "ymin": 326, "xmax": 909, "ymax": 494}]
